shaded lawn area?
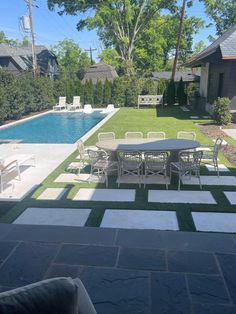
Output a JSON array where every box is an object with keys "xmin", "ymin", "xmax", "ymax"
[{"xmin": 2, "ymin": 107, "xmax": 236, "ymax": 231}]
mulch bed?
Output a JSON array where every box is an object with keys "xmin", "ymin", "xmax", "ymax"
[{"xmin": 197, "ymin": 123, "xmax": 236, "ymax": 165}]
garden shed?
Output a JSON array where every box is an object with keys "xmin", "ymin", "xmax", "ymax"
[{"xmin": 82, "ymin": 62, "xmax": 118, "ymax": 84}]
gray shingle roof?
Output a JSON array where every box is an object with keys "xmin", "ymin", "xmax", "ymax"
[
  {"xmin": 82, "ymin": 63, "xmax": 118, "ymax": 84},
  {"xmin": 0, "ymin": 43, "xmax": 54, "ymax": 58},
  {"xmin": 186, "ymin": 24, "xmax": 236, "ymax": 66},
  {"xmin": 151, "ymin": 71, "xmax": 200, "ymax": 82}
]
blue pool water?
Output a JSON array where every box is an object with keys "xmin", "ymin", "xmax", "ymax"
[{"xmin": 0, "ymin": 112, "xmax": 106, "ymax": 143}]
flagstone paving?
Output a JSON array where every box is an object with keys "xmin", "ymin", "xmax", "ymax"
[
  {"xmin": 74, "ymin": 188, "xmax": 136, "ymax": 202},
  {"xmin": 37, "ymin": 188, "xmax": 68, "ymax": 200},
  {"xmin": 224, "ymin": 192, "xmax": 236, "ymax": 205},
  {"xmin": 182, "ymin": 175, "xmax": 236, "ymax": 186},
  {"xmin": 100, "ymin": 209, "xmax": 179, "ymax": 230},
  {"xmin": 13, "ymin": 208, "xmax": 91, "ymax": 227},
  {"xmin": 205, "ymin": 164, "xmax": 230, "ymax": 172},
  {"xmin": 148, "ymin": 190, "xmax": 216, "ymax": 204},
  {"xmin": 1, "ymin": 224, "xmax": 236, "ymax": 313},
  {"xmin": 192, "ymin": 212, "xmax": 236, "ymax": 232}
]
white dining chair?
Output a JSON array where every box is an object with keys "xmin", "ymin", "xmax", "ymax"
[{"xmin": 125, "ymin": 132, "xmax": 143, "ymax": 139}]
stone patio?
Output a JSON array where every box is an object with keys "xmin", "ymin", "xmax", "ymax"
[{"xmin": 0, "ymin": 223, "xmax": 236, "ymax": 313}]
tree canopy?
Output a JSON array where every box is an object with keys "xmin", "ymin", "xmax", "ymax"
[
  {"xmin": 47, "ymin": 0, "xmax": 178, "ymax": 74},
  {"xmin": 201, "ymin": 0, "xmax": 236, "ymax": 35},
  {"xmin": 0, "ymin": 31, "xmax": 30, "ymax": 47},
  {"xmin": 51, "ymin": 38, "xmax": 90, "ymax": 79}
]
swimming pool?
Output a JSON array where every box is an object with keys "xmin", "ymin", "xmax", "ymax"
[{"xmin": 0, "ymin": 112, "xmax": 106, "ymax": 143}]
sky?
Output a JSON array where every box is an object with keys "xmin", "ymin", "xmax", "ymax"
[{"xmin": 0, "ymin": 0, "xmax": 216, "ymax": 61}]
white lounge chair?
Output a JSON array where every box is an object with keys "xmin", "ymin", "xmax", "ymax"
[
  {"xmin": 0, "ymin": 154, "xmax": 35, "ymax": 193},
  {"xmin": 67, "ymin": 96, "xmax": 81, "ymax": 111},
  {"xmin": 101, "ymin": 104, "xmax": 115, "ymax": 114},
  {"xmin": 83, "ymin": 104, "xmax": 94, "ymax": 114},
  {"xmin": 53, "ymin": 97, "xmax": 67, "ymax": 111}
]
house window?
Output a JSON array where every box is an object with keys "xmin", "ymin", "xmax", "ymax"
[{"xmin": 218, "ymin": 73, "xmax": 224, "ymax": 97}]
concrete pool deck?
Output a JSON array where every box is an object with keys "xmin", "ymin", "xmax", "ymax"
[
  {"xmin": 0, "ymin": 143, "xmax": 74, "ymax": 201},
  {"xmin": 0, "ymin": 109, "xmax": 118, "ymax": 201}
]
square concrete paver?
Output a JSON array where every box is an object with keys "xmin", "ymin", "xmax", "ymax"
[
  {"xmin": 54, "ymin": 173, "xmax": 105, "ymax": 183},
  {"xmin": 101, "ymin": 210, "xmax": 179, "ymax": 230},
  {"xmin": 224, "ymin": 192, "xmax": 236, "ymax": 205},
  {"xmin": 182, "ymin": 175, "xmax": 236, "ymax": 186},
  {"xmin": 117, "ymin": 176, "xmax": 170, "ymax": 185},
  {"xmin": 205, "ymin": 164, "xmax": 229, "ymax": 172},
  {"xmin": 223, "ymin": 129, "xmax": 236, "ymax": 140},
  {"xmin": 192, "ymin": 212, "xmax": 236, "ymax": 233},
  {"xmin": 148, "ymin": 190, "xmax": 216, "ymax": 204},
  {"xmin": 13, "ymin": 208, "xmax": 91, "ymax": 227},
  {"xmin": 37, "ymin": 188, "xmax": 67, "ymax": 200},
  {"xmin": 74, "ymin": 188, "xmax": 135, "ymax": 202}
]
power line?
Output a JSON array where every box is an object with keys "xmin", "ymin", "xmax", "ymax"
[{"xmin": 85, "ymin": 47, "xmax": 97, "ymax": 64}]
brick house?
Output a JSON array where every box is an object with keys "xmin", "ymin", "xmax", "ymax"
[{"xmin": 185, "ymin": 24, "xmax": 236, "ymax": 114}]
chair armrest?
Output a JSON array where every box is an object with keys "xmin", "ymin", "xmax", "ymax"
[{"xmin": 1, "ymin": 160, "xmax": 18, "ymax": 172}]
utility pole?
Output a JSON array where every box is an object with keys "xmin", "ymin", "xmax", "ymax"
[
  {"xmin": 27, "ymin": 0, "xmax": 37, "ymax": 76},
  {"xmin": 171, "ymin": 0, "xmax": 186, "ymax": 81},
  {"xmin": 85, "ymin": 47, "xmax": 97, "ymax": 64}
]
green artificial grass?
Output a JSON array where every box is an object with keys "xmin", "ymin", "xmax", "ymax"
[{"xmin": 2, "ymin": 106, "xmax": 236, "ymax": 232}]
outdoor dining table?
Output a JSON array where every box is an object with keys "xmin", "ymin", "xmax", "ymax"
[{"xmin": 96, "ymin": 138, "xmax": 200, "ymax": 175}]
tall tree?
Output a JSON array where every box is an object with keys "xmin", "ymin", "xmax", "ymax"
[
  {"xmin": 98, "ymin": 48, "xmax": 121, "ymax": 69},
  {"xmin": 201, "ymin": 0, "xmax": 236, "ymax": 35},
  {"xmin": 47, "ymin": 0, "xmax": 177, "ymax": 74},
  {"xmin": 51, "ymin": 38, "xmax": 90, "ymax": 79},
  {"xmin": 135, "ymin": 14, "xmax": 204, "ymax": 72},
  {"xmin": 0, "ymin": 31, "xmax": 30, "ymax": 46}
]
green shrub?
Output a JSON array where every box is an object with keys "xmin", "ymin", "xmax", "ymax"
[
  {"xmin": 103, "ymin": 79, "xmax": 112, "ymax": 105},
  {"xmin": 112, "ymin": 77, "xmax": 126, "ymax": 106},
  {"xmin": 177, "ymin": 77, "xmax": 187, "ymax": 106},
  {"xmin": 125, "ymin": 76, "xmax": 141, "ymax": 107},
  {"xmin": 213, "ymin": 97, "xmax": 232, "ymax": 125},
  {"xmin": 141, "ymin": 78, "xmax": 157, "ymax": 95},
  {"xmin": 166, "ymin": 79, "xmax": 176, "ymax": 106},
  {"xmin": 157, "ymin": 79, "xmax": 167, "ymax": 95},
  {"xmin": 83, "ymin": 79, "xmax": 94, "ymax": 104},
  {"xmin": 94, "ymin": 80, "xmax": 103, "ymax": 106}
]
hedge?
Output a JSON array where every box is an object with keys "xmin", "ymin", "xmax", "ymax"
[{"xmin": 0, "ymin": 70, "xmax": 168, "ymax": 124}]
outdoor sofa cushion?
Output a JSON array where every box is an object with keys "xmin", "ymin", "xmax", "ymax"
[{"xmin": 0, "ymin": 277, "xmax": 96, "ymax": 314}]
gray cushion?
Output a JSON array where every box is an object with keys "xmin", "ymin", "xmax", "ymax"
[{"xmin": 0, "ymin": 277, "xmax": 96, "ymax": 314}]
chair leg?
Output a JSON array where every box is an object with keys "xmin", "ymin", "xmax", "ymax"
[{"xmin": 178, "ymin": 173, "xmax": 181, "ymax": 191}]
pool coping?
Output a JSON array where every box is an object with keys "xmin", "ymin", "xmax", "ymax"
[{"xmin": 0, "ymin": 108, "xmax": 119, "ymax": 144}]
